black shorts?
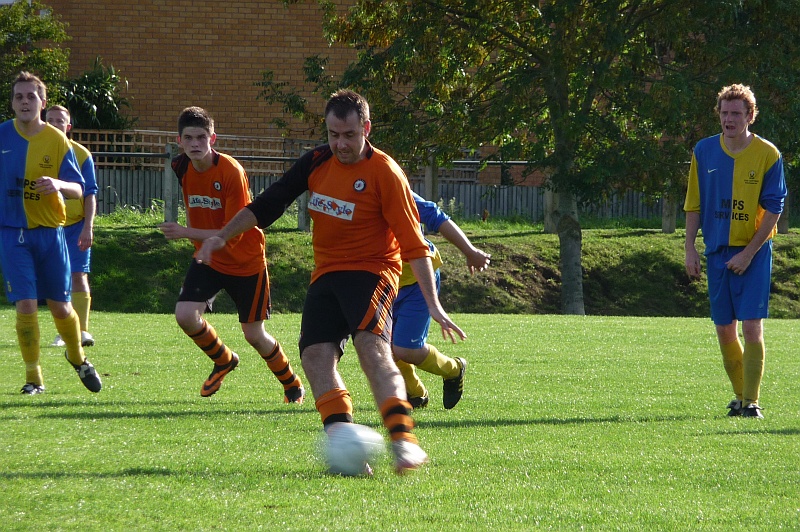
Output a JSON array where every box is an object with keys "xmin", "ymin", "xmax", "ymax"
[
  {"xmin": 298, "ymin": 270, "xmax": 396, "ymax": 355},
  {"xmin": 178, "ymin": 260, "xmax": 271, "ymax": 323}
]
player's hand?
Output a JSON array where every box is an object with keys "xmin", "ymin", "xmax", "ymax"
[
  {"xmin": 33, "ymin": 177, "xmax": 59, "ymax": 195},
  {"xmin": 77, "ymin": 225, "xmax": 94, "ymax": 251},
  {"xmin": 684, "ymin": 246, "xmax": 702, "ymax": 278},
  {"xmin": 466, "ymin": 248, "xmax": 491, "ymax": 274},
  {"xmin": 158, "ymin": 222, "xmax": 187, "ymax": 241},
  {"xmin": 430, "ymin": 307, "xmax": 466, "ymax": 343},
  {"xmin": 725, "ymin": 251, "xmax": 753, "ymax": 276},
  {"xmin": 195, "ymin": 235, "xmax": 226, "ymax": 265}
]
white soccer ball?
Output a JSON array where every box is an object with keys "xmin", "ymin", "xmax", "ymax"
[{"xmin": 324, "ymin": 422, "xmax": 385, "ymax": 476}]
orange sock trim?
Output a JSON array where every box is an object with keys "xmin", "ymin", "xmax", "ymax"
[
  {"xmin": 380, "ymin": 397, "xmax": 417, "ymax": 443},
  {"xmin": 189, "ymin": 320, "xmax": 232, "ymax": 365},
  {"xmin": 315, "ymin": 388, "xmax": 353, "ymax": 426},
  {"xmin": 260, "ymin": 342, "xmax": 302, "ymax": 390}
]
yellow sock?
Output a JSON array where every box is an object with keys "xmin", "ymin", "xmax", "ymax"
[
  {"xmin": 719, "ymin": 339, "xmax": 743, "ymax": 401},
  {"xmin": 742, "ymin": 340, "xmax": 765, "ymax": 406},
  {"xmin": 417, "ymin": 345, "xmax": 459, "ymax": 379},
  {"xmin": 16, "ymin": 311, "xmax": 43, "ymax": 385},
  {"xmin": 395, "ymin": 358, "xmax": 427, "ymax": 399},
  {"xmin": 71, "ymin": 291, "xmax": 91, "ymax": 331},
  {"xmin": 53, "ymin": 310, "xmax": 85, "ymax": 365}
]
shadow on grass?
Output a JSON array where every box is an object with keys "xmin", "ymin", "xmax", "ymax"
[{"xmin": 0, "ymin": 467, "xmax": 176, "ymax": 480}]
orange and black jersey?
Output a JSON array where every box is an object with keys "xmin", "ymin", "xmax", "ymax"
[
  {"xmin": 172, "ymin": 150, "xmax": 266, "ymax": 276},
  {"xmin": 247, "ymin": 141, "xmax": 431, "ymax": 287}
]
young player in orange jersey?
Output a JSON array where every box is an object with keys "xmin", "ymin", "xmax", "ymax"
[
  {"xmin": 159, "ymin": 107, "xmax": 304, "ymax": 402},
  {"xmin": 197, "ymin": 90, "xmax": 465, "ymax": 474}
]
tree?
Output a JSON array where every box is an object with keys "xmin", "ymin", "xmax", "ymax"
[
  {"xmin": 260, "ymin": 0, "xmax": 800, "ymax": 314},
  {"xmin": 0, "ymin": 0, "xmax": 69, "ymax": 121},
  {"xmin": 56, "ymin": 57, "xmax": 137, "ymax": 129}
]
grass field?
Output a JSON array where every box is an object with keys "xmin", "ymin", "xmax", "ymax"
[{"xmin": 1, "ymin": 312, "xmax": 798, "ymax": 530}]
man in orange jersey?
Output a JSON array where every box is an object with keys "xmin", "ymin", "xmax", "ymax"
[
  {"xmin": 197, "ymin": 90, "xmax": 465, "ymax": 474},
  {"xmin": 159, "ymin": 107, "xmax": 304, "ymax": 402}
]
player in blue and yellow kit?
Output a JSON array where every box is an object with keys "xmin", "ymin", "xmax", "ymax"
[
  {"xmin": 393, "ymin": 192, "xmax": 490, "ymax": 410},
  {"xmin": 46, "ymin": 105, "xmax": 98, "ymax": 348},
  {"xmin": 0, "ymin": 72, "xmax": 102, "ymax": 394},
  {"xmin": 684, "ymin": 84, "xmax": 786, "ymax": 419}
]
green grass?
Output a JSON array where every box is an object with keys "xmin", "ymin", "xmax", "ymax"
[{"xmin": 1, "ymin": 312, "xmax": 799, "ymax": 530}]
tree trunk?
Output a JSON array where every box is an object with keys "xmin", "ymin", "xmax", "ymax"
[
  {"xmin": 554, "ymin": 191, "xmax": 585, "ymax": 315},
  {"xmin": 661, "ymin": 194, "xmax": 677, "ymax": 234},
  {"xmin": 543, "ymin": 188, "xmax": 557, "ymax": 234}
]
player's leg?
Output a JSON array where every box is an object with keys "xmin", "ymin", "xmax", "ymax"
[
  {"xmin": 16, "ymin": 299, "xmax": 44, "ymax": 393},
  {"xmin": 0, "ymin": 227, "xmax": 44, "ymax": 395},
  {"xmin": 734, "ymin": 243, "xmax": 772, "ymax": 418},
  {"xmin": 298, "ymin": 275, "xmax": 351, "ymax": 425},
  {"xmin": 741, "ymin": 319, "xmax": 764, "ymax": 417},
  {"xmin": 393, "ymin": 274, "xmax": 467, "ymax": 409},
  {"xmin": 334, "ymin": 270, "xmax": 426, "ymax": 473},
  {"xmin": 38, "ymin": 226, "xmax": 101, "ymax": 393},
  {"xmin": 392, "ymin": 284, "xmax": 429, "ymax": 407},
  {"xmin": 708, "ymin": 249, "xmax": 743, "ymax": 415},
  {"xmin": 228, "ymin": 267, "xmax": 304, "ymax": 403},
  {"xmin": 56, "ymin": 221, "xmax": 93, "ymax": 347},
  {"xmin": 175, "ymin": 261, "xmax": 236, "ymax": 397},
  {"xmin": 1, "ymin": 230, "xmax": 45, "ymax": 393}
]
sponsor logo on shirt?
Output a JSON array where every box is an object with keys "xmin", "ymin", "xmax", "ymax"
[
  {"xmin": 308, "ymin": 192, "xmax": 355, "ymax": 220},
  {"xmin": 187, "ymin": 194, "xmax": 222, "ymax": 210}
]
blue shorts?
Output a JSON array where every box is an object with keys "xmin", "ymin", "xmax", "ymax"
[
  {"xmin": 392, "ymin": 269, "xmax": 440, "ymax": 349},
  {"xmin": 706, "ymin": 242, "xmax": 773, "ymax": 325},
  {"xmin": 0, "ymin": 226, "xmax": 72, "ymax": 303},
  {"xmin": 299, "ymin": 270, "xmax": 396, "ymax": 356},
  {"xmin": 64, "ymin": 219, "xmax": 91, "ymax": 274}
]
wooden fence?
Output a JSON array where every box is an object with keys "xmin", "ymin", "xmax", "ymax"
[
  {"xmin": 94, "ymin": 165, "xmax": 665, "ymax": 221},
  {"xmin": 81, "ymin": 130, "xmax": 791, "ymax": 224}
]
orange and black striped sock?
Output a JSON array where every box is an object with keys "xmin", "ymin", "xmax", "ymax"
[
  {"xmin": 260, "ymin": 342, "xmax": 302, "ymax": 391},
  {"xmin": 189, "ymin": 320, "xmax": 233, "ymax": 365},
  {"xmin": 380, "ymin": 397, "xmax": 417, "ymax": 443},
  {"xmin": 315, "ymin": 388, "xmax": 353, "ymax": 426}
]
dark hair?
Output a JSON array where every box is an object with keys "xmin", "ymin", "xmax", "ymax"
[
  {"xmin": 177, "ymin": 106, "xmax": 214, "ymax": 136},
  {"xmin": 12, "ymin": 71, "xmax": 47, "ymax": 102},
  {"xmin": 716, "ymin": 84, "xmax": 758, "ymax": 124},
  {"xmin": 324, "ymin": 89, "xmax": 370, "ymax": 125}
]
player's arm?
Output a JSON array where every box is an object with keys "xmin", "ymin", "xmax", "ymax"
[
  {"xmin": 34, "ymin": 177, "xmax": 82, "ymax": 199},
  {"xmin": 684, "ymin": 211, "xmax": 702, "ymax": 278},
  {"xmin": 437, "ymin": 219, "xmax": 491, "ymax": 274},
  {"xmin": 725, "ymin": 211, "xmax": 781, "ymax": 275},
  {"xmin": 408, "ymin": 256, "xmax": 466, "ymax": 343},
  {"xmin": 195, "ymin": 207, "xmax": 259, "ymax": 265},
  {"xmin": 78, "ymin": 194, "xmax": 97, "ymax": 251}
]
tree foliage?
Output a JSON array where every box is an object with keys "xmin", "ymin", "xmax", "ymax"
[
  {"xmin": 56, "ymin": 57, "xmax": 137, "ymax": 129},
  {"xmin": 0, "ymin": 0, "xmax": 69, "ymax": 121},
  {"xmin": 260, "ymin": 0, "xmax": 800, "ymax": 313}
]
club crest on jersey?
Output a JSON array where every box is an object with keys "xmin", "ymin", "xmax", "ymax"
[
  {"xmin": 353, "ymin": 179, "xmax": 366, "ymax": 192},
  {"xmin": 187, "ymin": 194, "xmax": 222, "ymax": 210},
  {"xmin": 308, "ymin": 192, "xmax": 355, "ymax": 220}
]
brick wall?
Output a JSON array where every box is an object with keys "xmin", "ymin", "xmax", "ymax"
[{"xmin": 47, "ymin": 0, "xmax": 356, "ymax": 138}]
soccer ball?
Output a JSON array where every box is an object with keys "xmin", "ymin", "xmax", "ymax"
[{"xmin": 324, "ymin": 422, "xmax": 385, "ymax": 476}]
